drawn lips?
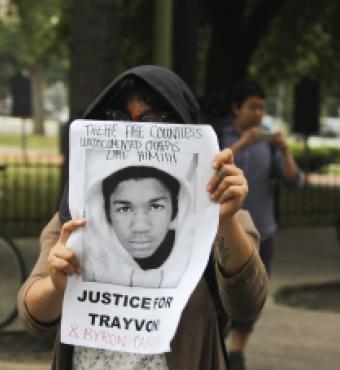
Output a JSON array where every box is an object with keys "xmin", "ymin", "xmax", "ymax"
[{"xmin": 129, "ymin": 239, "xmax": 152, "ymax": 247}]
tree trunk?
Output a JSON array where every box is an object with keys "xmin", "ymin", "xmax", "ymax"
[
  {"xmin": 69, "ymin": 0, "xmax": 121, "ymax": 121},
  {"xmin": 154, "ymin": 0, "xmax": 173, "ymax": 69},
  {"xmin": 62, "ymin": 0, "xmax": 121, "ymax": 189},
  {"xmin": 30, "ymin": 65, "xmax": 45, "ymax": 135},
  {"xmin": 203, "ymin": 0, "xmax": 285, "ymax": 113},
  {"xmin": 172, "ymin": 0, "xmax": 199, "ymax": 93}
]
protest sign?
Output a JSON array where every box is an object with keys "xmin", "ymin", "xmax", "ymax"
[{"xmin": 61, "ymin": 119, "xmax": 219, "ymax": 354}]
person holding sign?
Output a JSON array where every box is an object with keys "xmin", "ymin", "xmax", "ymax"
[{"xmin": 18, "ymin": 66, "xmax": 268, "ymax": 370}]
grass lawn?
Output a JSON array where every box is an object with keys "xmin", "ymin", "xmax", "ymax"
[
  {"xmin": 0, "ymin": 162, "xmax": 61, "ymax": 237},
  {"xmin": 278, "ymin": 185, "xmax": 340, "ymax": 227},
  {"xmin": 0, "ymin": 134, "xmax": 59, "ymax": 153}
]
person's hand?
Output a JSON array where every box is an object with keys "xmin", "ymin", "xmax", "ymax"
[
  {"xmin": 240, "ymin": 126, "xmax": 263, "ymax": 147},
  {"xmin": 47, "ymin": 219, "xmax": 85, "ymax": 292},
  {"xmin": 206, "ymin": 148, "xmax": 248, "ymax": 220},
  {"xmin": 272, "ymin": 131, "xmax": 288, "ymax": 154}
]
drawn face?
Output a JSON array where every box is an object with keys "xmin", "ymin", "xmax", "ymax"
[
  {"xmin": 233, "ymin": 96, "xmax": 265, "ymax": 131},
  {"xmin": 109, "ymin": 178, "xmax": 174, "ymax": 258}
]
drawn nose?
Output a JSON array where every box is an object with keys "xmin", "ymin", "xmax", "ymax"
[{"xmin": 131, "ymin": 209, "xmax": 149, "ymax": 232}]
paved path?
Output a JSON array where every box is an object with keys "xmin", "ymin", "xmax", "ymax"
[
  {"xmin": 1, "ymin": 227, "xmax": 340, "ymax": 369},
  {"xmin": 247, "ymin": 297, "xmax": 340, "ymax": 370},
  {"xmin": 0, "ymin": 117, "xmax": 59, "ymax": 136},
  {"xmin": 246, "ymin": 227, "xmax": 340, "ymax": 370}
]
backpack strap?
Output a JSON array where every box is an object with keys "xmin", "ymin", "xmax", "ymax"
[
  {"xmin": 268, "ymin": 143, "xmax": 280, "ymax": 222},
  {"xmin": 269, "ymin": 142, "xmax": 277, "ymax": 180}
]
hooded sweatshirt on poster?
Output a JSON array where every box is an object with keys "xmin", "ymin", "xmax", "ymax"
[{"xmin": 82, "ymin": 154, "xmax": 197, "ymax": 288}]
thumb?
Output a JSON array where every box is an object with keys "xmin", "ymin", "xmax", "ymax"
[{"xmin": 59, "ymin": 219, "xmax": 86, "ymax": 245}]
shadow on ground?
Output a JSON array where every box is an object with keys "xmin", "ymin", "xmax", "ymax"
[
  {"xmin": 0, "ymin": 332, "xmax": 54, "ymax": 362},
  {"xmin": 275, "ymin": 280, "xmax": 340, "ymax": 312}
]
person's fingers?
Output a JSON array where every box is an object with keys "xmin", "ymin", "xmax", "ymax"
[
  {"xmin": 218, "ymin": 185, "xmax": 247, "ymax": 204},
  {"xmin": 275, "ymin": 131, "xmax": 284, "ymax": 138},
  {"xmin": 211, "ymin": 148, "xmax": 234, "ymax": 170},
  {"xmin": 48, "ymin": 255, "xmax": 76, "ymax": 276},
  {"xmin": 209, "ymin": 149, "xmax": 236, "ymax": 191},
  {"xmin": 59, "ymin": 219, "xmax": 86, "ymax": 245},
  {"xmin": 218, "ymin": 164, "xmax": 243, "ymax": 176},
  {"xmin": 207, "ymin": 149, "xmax": 248, "ymax": 217},
  {"xmin": 49, "ymin": 218, "xmax": 85, "ymax": 275},
  {"xmin": 274, "ymin": 132, "xmax": 286, "ymax": 143},
  {"xmin": 210, "ymin": 175, "xmax": 244, "ymax": 201},
  {"xmin": 207, "ymin": 164, "xmax": 243, "ymax": 193},
  {"xmin": 53, "ymin": 247, "xmax": 82, "ymax": 274},
  {"xmin": 250, "ymin": 127, "xmax": 262, "ymax": 139}
]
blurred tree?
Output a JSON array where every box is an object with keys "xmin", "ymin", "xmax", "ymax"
[
  {"xmin": 201, "ymin": 0, "xmax": 285, "ymax": 115},
  {"xmin": 0, "ymin": 13, "xmax": 20, "ymax": 99},
  {"xmin": 69, "ymin": 0, "xmax": 154, "ymax": 120},
  {"xmin": 69, "ymin": 0, "xmax": 121, "ymax": 121},
  {"xmin": 195, "ymin": 0, "xmax": 340, "ymax": 119},
  {"xmin": 6, "ymin": 0, "xmax": 69, "ymax": 134},
  {"xmin": 245, "ymin": 0, "xmax": 340, "ymax": 127},
  {"xmin": 59, "ymin": 0, "xmax": 155, "ymax": 187},
  {"xmin": 7, "ymin": 0, "xmax": 339, "ymax": 127},
  {"xmin": 172, "ymin": 0, "xmax": 199, "ymax": 92},
  {"xmin": 154, "ymin": 0, "xmax": 173, "ymax": 69},
  {"xmin": 251, "ymin": 0, "xmax": 340, "ymax": 98},
  {"xmin": 116, "ymin": 0, "xmax": 153, "ymax": 73}
]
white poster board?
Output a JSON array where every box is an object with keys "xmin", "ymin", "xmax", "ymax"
[{"xmin": 61, "ymin": 119, "xmax": 219, "ymax": 354}]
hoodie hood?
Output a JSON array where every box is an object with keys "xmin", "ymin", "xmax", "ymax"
[
  {"xmin": 82, "ymin": 156, "xmax": 197, "ymax": 288},
  {"xmin": 59, "ymin": 65, "xmax": 200, "ymax": 225},
  {"xmin": 83, "ymin": 65, "xmax": 200, "ymax": 124}
]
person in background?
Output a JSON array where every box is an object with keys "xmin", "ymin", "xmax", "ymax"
[
  {"xmin": 221, "ymin": 79, "xmax": 302, "ymax": 370},
  {"xmin": 18, "ymin": 66, "xmax": 268, "ymax": 370}
]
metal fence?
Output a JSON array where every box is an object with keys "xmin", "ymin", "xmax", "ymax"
[
  {"xmin": 277, "ymin": 171, "xmax": 340, "ymax": 227},
  {"xmin": 0, "ymin": 153, "xmax": 339, "ymax": 236},
  {"xmin": 0, "ymin": 153, "xmax": 62, "ymax": 237}
]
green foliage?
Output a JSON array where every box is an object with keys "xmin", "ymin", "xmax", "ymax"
[
  {"xmin": 0, "ymin": 163, "xmax": 61, "ymax": 237},
  {"xmin": 12, "ymin": 0, "xmax": 67, "ymax": 65},
  {"xmin": 0, "ymin": 0, "xmax": 69, "ymax": 97},
  {"xmin": 278, "ymin": 185, "xmax": 340, "ymax": 227},
  {"xmin": 0, "ymin": 133, "xmax": 58, "ymax": 151},
  {"xmin": 116, "ymin": 0, "xmax": 154, "ymax": 73},
  {"xmin": 290, "ymin": 143, "xmax": 340, "ymax": 172},
  {"xmin": 251, "ymin": 0, "xmax": 340, "ymax": 97},
  {"xmin": 0, "ymin": 14, "xmax": 21, "ymax": 95}
]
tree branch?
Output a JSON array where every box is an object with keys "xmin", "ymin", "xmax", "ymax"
[{"xmin": 242, "ymin": 0, "xmax": 287, "ymax": 56}]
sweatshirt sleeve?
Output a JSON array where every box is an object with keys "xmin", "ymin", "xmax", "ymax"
[
  {"xmin": 215, "ymin": 210, "xmax": 268, "ymax": 321},
  {"xmin": 273, "ymin": 149, "xmax": 304, "ymax": 188},
  {"xmin": 17, "ymin": 213, "xmax": 62, "ymax": 336}
]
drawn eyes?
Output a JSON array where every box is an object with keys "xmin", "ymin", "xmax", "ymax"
[
  {"xmin": 113, "ymin": 202, "xmax": 165, "ymax": 215},
  {"xmin": 115, "ymin": 206, "xmax": 132, "ymax": 214},
  {"xmin": 149, "ymin": 203, "xmax": 165, "ymax": 211}
]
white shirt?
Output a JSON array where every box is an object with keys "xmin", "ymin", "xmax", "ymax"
[{"xmin": 73, "ymin": 346, "xmax": 169, "ymax": 370}]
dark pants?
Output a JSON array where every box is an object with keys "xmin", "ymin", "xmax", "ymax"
[{"xmin": 230, "ymin": 237, "xmax": 273, "ymax": 334}]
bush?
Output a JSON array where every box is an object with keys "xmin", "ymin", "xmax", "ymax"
[
  {"xmin": 290, "ymin": 144, "xmax": 340, "ymax": 172},
  {"xmin": 0, "ymin": 155, "xmax": 62, "ymax": 237}
]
